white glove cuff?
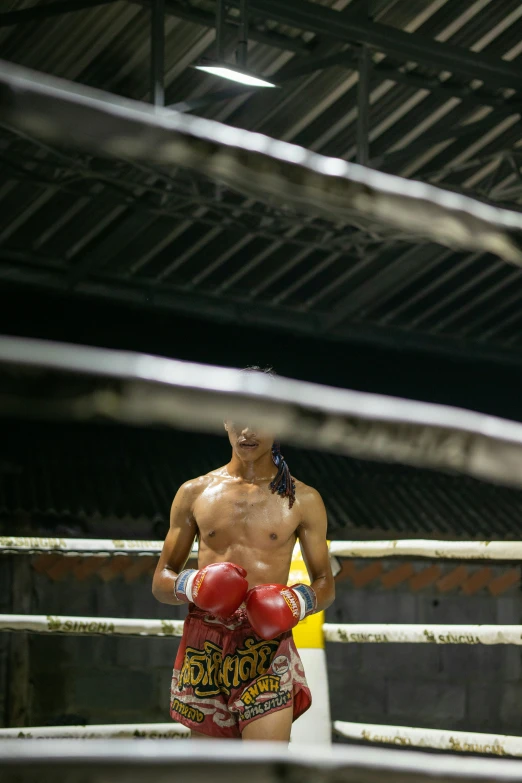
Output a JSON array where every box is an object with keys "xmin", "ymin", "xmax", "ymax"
[
  {"xmin": 293, "ymin": 584, "xmax": 317, "ymax": 621},
  {"xmin": 295, "ymin": 590, "xmax": 307, "ymax": 621},
  {"xmin": 175, "ymin": 569, "xmax": 197, "ymax": 602}
]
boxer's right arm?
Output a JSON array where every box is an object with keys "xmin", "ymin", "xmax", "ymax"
[{"xmin": 152, "ymin": 480, "xmax": 200, "ymax": 605}]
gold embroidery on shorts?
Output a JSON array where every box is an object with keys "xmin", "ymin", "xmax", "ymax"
[{"xmin": 178, "ymin": 637, "xmax": 279, "ymax": 697}]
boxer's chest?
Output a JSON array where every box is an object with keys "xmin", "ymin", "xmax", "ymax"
[{"xmin": 194, "ymin": 480, "xmax": 299, "ymax": 549}]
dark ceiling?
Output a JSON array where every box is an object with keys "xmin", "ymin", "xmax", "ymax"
[{"xmin": 1, "ymin": 0, "xmax": 522, "ymax": 376}]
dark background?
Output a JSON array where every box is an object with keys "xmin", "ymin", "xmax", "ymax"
[{"xmin": 2, "ymin": 285, "xmax": 522, "ymax": 420}]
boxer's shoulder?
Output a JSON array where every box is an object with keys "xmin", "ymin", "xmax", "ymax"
[
  {"xmin": 293, "ymin": 480, "xmax": 324, "ymax": 508},
  {"xmin": 174, "ymin": 474, "xmax": 214, "ymax": 505}
]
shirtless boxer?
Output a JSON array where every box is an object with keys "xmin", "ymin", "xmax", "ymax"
[{"xmin": 152, "ymin": 372, "xmax": 335, "ymax": 742}]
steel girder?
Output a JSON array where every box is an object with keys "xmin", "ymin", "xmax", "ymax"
[
  {"xmin": 1, "ymin": 255, "xmax": 522, "ymax": 366},
  {"xmin": 0, "ymin": 0, "xmax": 119, "ymax": 26},
  {"xmin": 237, "ymin": 0, "xmax": 522, "ymax": 90}
]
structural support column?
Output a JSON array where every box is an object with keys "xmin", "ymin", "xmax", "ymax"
[
  {"xmin": 150, "ymin": 0, "xmax": 165, "ymax": 107},
  {"xmin": 356, "ymin": 45, "xmax": 371, "ymax": 166},
  {"xmin": 237, "ymin": 0, "xmax": 249, "ymax": 69},
  {"xmin": 7, "ymin": 558, "xmax": 31, "ymax": 727},
  {"xmin": 216, "ymin": 0, "xmax": 226, "ymax": 61}
]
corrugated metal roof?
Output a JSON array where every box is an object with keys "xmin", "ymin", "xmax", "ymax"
[
  {"xmin": 1, "ymin": 421, "xmax": 522, "ymax": 539},
  {"xmin": 1, "ymin": 0, "xmax": 522, "ymax": 361}
]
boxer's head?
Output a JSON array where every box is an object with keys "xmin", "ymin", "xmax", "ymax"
[
  {"xmin": 224, "ymin": 366, "xmax": 275, "ymax": 463},
  {"xmin": 224, "ymin": 366, "xmax": 295, "ymax": 508}
]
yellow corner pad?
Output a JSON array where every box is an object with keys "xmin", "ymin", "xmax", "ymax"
[
  {"xmin": 293, "ymin": 610, "xmax": 325, "ymax": 649},
  {"xmin": 288, "ymin": 541, "xmax": 329, "ymax": 649}
]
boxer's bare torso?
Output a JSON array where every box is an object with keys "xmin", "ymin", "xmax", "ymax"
[
  {"xmin": 153, "ymin": 423, "xmax": 334, "ymax": 610},
  {"xmin": 196, "ymin": 467, "xmax": 299, "ymax": 585},
  {"xmin": 152, "ymin": 415, "xmax": 335, "ymax": 742}
]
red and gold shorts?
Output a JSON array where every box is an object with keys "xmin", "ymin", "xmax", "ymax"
[{"xmin": 170, "ymin": 604, "xmax": 311, "ymax": 738}]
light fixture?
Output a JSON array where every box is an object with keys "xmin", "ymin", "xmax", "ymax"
[
  {"xmin": 193, "ymin": 0, "xmax": 276, "ymax": 90},
  {"xmin": 194, "ymin": 61, "xmax": 277, "ymax": 89}
]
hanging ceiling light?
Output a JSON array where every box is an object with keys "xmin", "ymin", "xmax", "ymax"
[
  {"xmin": 194, "ymin": 0, "xmax": 276, "ymax": 89},
  {"xmin": 194, "ymin": 60, "xmax": 277, "ymax": 88}
]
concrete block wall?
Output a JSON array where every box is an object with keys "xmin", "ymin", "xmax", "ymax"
[
  {"xmin": 1, "ymin": 566, "xmax": 186, "ymax": 728},
  {"xmin": 326, "ymin": 585, "xmax": 522, "ymax": 737}
]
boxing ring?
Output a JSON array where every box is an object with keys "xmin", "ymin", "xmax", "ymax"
[
  {"xmin": 1, "ymin": 57, "xmax": 522, "ymax": 777},
  {"xmin": 2, "ymin": 531, "xmax": 522, "ymax": 752}
]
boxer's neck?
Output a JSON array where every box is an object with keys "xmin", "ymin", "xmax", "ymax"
[{"xmin": 226, "ymin": 450, "xmax": 276, "ymax": 483}]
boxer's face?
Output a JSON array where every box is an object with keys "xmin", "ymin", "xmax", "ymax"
[{"xmin": 224, "ymin": 419, "xmax": 275, "ymax": 462}]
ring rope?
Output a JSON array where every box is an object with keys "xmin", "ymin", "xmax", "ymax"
[
  {"xmin": 323, "ymin": 623, "xmax": 522, "ymax": 645},
  {"xmin": 1, "ymin": 739, "xmax": 522, "ymax": 782},
  {"xmin": 2, "ymin": 536, "xmax": 522, "ymax": 561},
  {"xmin": 0, "ymin": 614, "xmax": 184, "ymax": 637},
  {"xmin": 334, "ymin": 721, "xmax": 522, "ymax": 758},
  {"xmin": 0, "ymin": 722, "xmax": 189, "ymax": 739},
  {"xmin": 0, "ymin": 537, "xmax": 166, "ymax": 557},
  {"xmin": 329, "ymin": 540, "xmax": 522, "ymax": 560},
  {"xmin": 1, "ymin": 615, "xmax": 522, "ymax": 644},
  {"xmin": 1, "ymin": 61, "xmax": 521, "ymax": 264},
  {"xmin": 3, "ymin": 335, "xmax": 522, "ymax": 491},
  {"xmin": 0, "ymin": 720, "xmax": 518, "ymax": 757}
]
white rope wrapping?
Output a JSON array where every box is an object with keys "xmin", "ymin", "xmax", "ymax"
[
  {"xmin": 1, "ymin": 720, "xmax": 520, "ymax": 757},
  {"xmin": 0, "ymin": 536, "xmax": 167, "ymax": 556},
  {"xmin": 3, "ymin": 537, "xmax": 522, "ymax": 560},
  {"xmin": 4, "ymin": 337, "xmax": 522, "ymax": 491},
  {"xmin": 0, "ymin": 614, "xmax": 184, "ymax": 637},
  {"xmin": 334, "ymin": 721, "xmax": 522, "ymax": 758},
  {"xmin": 2, "ymin": 741, "xmax": 522, "ymax": 783},
  {"xmin": 2, "ymin": 616, "xmax": 522, "ymax": 644},
  {"xmin": 0, "ymin": 723, "xmax": 189, "ymax": 739},
  {"xmin": 1, "ymin": 61, "xmax": 521, "ymax": 264},
  {"xmin": 328, "ymin": 539, "xmax": 522, "ymax": 560},
  {"xmin": 324, "ymin": 623, "xmax": 522, "ymax": 645}
]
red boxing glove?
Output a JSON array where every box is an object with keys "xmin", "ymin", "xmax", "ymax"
[
  {"xmin": 175, "ymin": 562, "xmax": 248, "ymax": 617},
  {"xmin": 246, "ymin": 583, "xmax": 317, "ymax": 641}
]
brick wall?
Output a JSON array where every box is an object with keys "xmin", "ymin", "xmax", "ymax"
[
  {"xmin": 28, "ymin": 572, "xmax": 186, "ymax": 727},
  {"xmin": 1, "ymin": 562, "xmax": 521, "ymax": 736},
  {"xmin": 0, "ymin": 561, "xmax": 185, "ymax": 728},
  {"xmin": 327, "ymin": 585, "xmax": 522, "ymax": 738}
]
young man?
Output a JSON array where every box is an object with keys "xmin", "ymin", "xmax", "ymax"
[{"xmin": 152, "ymin": 378, "xmax": 335, "ymax": 742}]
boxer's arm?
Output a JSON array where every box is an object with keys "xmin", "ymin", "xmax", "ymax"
[
  {"xmin": 152, "ymin": 479, "xmax": 200, "ymax": 605},
  {"xmin": 297, "ymin": 487, "xmax": 335, "ymax": 613}
]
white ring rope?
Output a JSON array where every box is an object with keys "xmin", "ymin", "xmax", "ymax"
[
  {"xmin": 1, "ymin": 61, "xmax": 521, "ymax": 264},
  {"xmin": 334, "ymin": 721, "xmax": 522, "ymax": 758},
  {"xmin": 0, "ymin": 723, "xmax": 189, "ymax": 739},
  {"xmin": 0, "ymin": 537, "xmax": 167, "ymax": 557},
  {"xmin": 2, "ymin": 536, "xmax": 522, "ymax": 561},
  {"xmin": 3, "ymin": 337, "xmax": 522, "ymax": 490},
  {"xmin": 2, "ymin": 615, "xmax": 522, "ymax": 644},
  {"xmin": 323, "ymin": 623, "xmax": 522, "ymax": 645},
  {"xmin": 1, "ymin": 720, "xmax": 519, "ymax": 757},
  {"xmin": 329, "ymin": 540, "xmax": 522, "ymax": 560},
  {"xmin": 2, "ymin": 737, "xmax": 522, "ymax": 782},
  {"xmin": 0, "ymin": 614, "xmax": 184, "ymax": 637}
]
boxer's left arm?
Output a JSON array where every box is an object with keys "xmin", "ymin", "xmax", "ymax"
[{"xmin": 297, "ymin": 487, "xmax": 335, "ymax": 613}]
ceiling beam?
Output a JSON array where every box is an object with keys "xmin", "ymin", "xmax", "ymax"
[
  {"xmin": 130, "ymin": 0, "xmax": 311, "ymax": 54},
  {"xmin": 0, "ymin": 0, "xmax": 118, "ymax": 26},
  {"xmin": 374, "ymin": 116, "xmax": 521, "ymax": 170},
  {"xmin": 237, "ymin": 0, "xmax": 522, "ymax": 90},
  {"xmin": 1, "ymin": 257, "xmax": 522, "ymax": 367}
]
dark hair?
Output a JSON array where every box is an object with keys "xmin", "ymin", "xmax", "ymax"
[
  {"xmin": 242, "ymin": 365, "xmax": 296, "ymax": 509},
  {"xmin": 270, "ymin": 442, "xmax": 296, "ymax": 509}
]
